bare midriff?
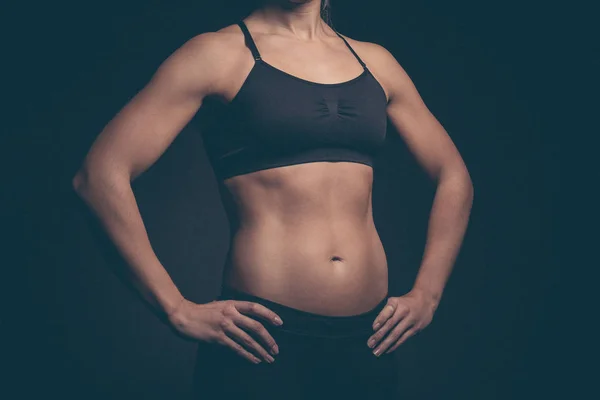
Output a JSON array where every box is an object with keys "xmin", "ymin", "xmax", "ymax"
[{"xmin": 219, "ymin": 161, "xmax": 389, "ymax": 316}]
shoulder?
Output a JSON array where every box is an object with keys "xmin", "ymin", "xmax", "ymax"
[
  {"xmin": 336, "ymin": 34, "xmax": 392, "ymax": 62},
  {"xmin": 153, "ymin": 25, "xmax": 249, "ymax": 96},
  {"xmin": 187, "ymin": 24, "xmax": 248, "ymax": 55},
  {"xmin": 336, "ymin": 34, "xmax": 413, "ymax": 102},
  {"xmin": 166, "ymin": 27, "xmax": 246, "ymax": 75}
]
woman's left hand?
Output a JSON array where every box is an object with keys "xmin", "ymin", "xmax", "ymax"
[{"xmin": 367, "ymin": 288, "xmax": 439, "ymax": 356}]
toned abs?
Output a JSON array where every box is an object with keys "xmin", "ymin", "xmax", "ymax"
[{"xmin": 219, "ymin": 161, "xmax": 389, "ymax": 316}]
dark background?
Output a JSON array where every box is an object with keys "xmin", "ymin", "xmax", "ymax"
[{"xmin": 3, "ymin": 0, "xmax": 574, "ymax": 399}]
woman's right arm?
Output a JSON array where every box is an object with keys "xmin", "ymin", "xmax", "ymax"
[
  {"xmin": 72, "ymin": 32, "xmax": 283, "ymax": 364},
  {"xmin": 72, "ymin": 33, "xmax": 222, "ymax": 321}
]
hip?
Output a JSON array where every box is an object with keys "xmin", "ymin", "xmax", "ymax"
[{"xmin": 192, "ymin": 285, "xmax": 398, "ymax": 399}]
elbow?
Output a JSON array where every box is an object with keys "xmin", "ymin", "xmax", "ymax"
[
  {"xmin": 72, "ymin": 162, "xmax": 99, "ymax": 196},
  {"xmin": 462, "ymin": 165, "xmax": 474, "ymax": 198},
  {"xmin": 72, "ymin": 169, "xmax": 85, "ymax": 194},
  {"xmin": 72, "ymin": 167, "xmax": 89, "ymax": 196},
  {"xmin": 72, "ymin": 166, "xmax": 102, "ymax": 201},
  {"xmin": 455, "ymin": 166, "xmax": 474, "ymax": 201},
  {"xmin": 72, "ymin": 162, "xmax": 128, "ymax": 198},
  {"xmin": 461, "ymin": 170, "xmax": 474, "ymax": 206},
  {"xmin": 466, "ymin": 178, "xmax": 474, "ymax": 206},
  {"xmin": 440, "ymin": 163, "xmax": 474, "ymax": 202}
]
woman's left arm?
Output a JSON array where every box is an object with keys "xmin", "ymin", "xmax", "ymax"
[{"xmin": 366, "ymin": 44, "xmax": 474, "ymax": 356}]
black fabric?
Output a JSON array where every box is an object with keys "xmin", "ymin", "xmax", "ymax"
[
  {"xmin": 217, "ymin": 284, "xmax": 389, "ymax": 338},
  {"xmin": 332, "ymin": 29, "xmax": 367, "ymax": 69},
  {"xmin": 191, "ymin": 285, "xmax": 399, "ymax": 399},
  {"xmin": 237, "ymin": 20, "xmax": 262, "ymax": 60},
  {"xmin": 200, "ymin": 21, "xmax": 388, "ymax": 181}
]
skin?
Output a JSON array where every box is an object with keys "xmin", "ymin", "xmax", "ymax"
[{"xmin": 73, "ymin": 0, "xmax": 473, "ymax": 364}]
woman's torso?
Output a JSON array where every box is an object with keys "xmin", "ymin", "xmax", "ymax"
[{"xmin": 203, "ymin": 18, "xmax": 390, "ymax": 316}]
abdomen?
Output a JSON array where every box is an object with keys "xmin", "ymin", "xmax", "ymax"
[{"xmin": 219, "ymin": 161, "xmax": 389, "ymax": 316}]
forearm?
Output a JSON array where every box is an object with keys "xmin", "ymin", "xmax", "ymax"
[
  {"xmin": 73, "ymin": 168, "xmax": 184, "ymax": 319},
  {"xmin": 412, "ymin": 168, "xmax": 474, "ymax": 305}
]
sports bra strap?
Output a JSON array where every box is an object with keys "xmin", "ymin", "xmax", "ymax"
[
  {"xmin": 333, "ymin": 31, "xmax": 368, "ymax": 70},
  {"xmin": 238, "ymin": 21, "xmax": 366, "ymax": 70},
  {"xmin": 238, "ymin": 21, "xmax": 262, "ymax": 61}
]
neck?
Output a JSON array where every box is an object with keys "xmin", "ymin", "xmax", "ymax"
[{"xmin": 252, "ymin": 0, "xmax": 328, "ymax": 40}]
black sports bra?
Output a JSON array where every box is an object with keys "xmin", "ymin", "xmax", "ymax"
[{"xmin": 200, "ymin": 20, "xmax": 388, "ymax": 181}]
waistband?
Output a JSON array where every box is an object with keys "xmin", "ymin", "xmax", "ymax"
[{"xmin": 217, "ymin": 285, "xmax": 389, "ymax": 338}]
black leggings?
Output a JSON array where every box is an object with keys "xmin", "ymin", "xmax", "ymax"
[{"xmin": 191, "ymin": 285, "xmax": 399, "ymax": 399}]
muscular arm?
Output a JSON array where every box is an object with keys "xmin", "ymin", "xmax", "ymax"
[
  {"xmin": 72, "ymin": 32, "xmax": 228, "ymax": 321},
  {"xmin": 371, "ymin": 44, "xmax": 474, "ymax": 306}
]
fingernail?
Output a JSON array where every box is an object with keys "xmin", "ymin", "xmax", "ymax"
[
  {"xmin": 373, "ymin": 350, "xmax": 381, "ymax": 357},
  {"xmin": 271, "ymin": 344, "xmax": 279, "ymax": 355},
  {"xmin": 373, "ymin": 323, "xmax": 381, "ymax": 330},
  {"xmin": 266, "ymin": 354, "xmax": 275, "ymax": 363},
  {"xmin": 368, "ymin": 339, "xmax": 375, "ymax": 348},
  {"xmin": 253, "ymin": 357, "xmax": 261, "ymax": 364},
  {"xmin": 274, "ymin": 317, "xmax": 283, "ymax": 326}
]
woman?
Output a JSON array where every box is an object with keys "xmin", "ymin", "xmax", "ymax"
[{"xmin": 73, "ymin": 0, "xmax": 474, "ymax": 398}]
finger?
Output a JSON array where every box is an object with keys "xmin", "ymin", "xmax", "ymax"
[
  {"xmin": 373, "ymin": 319, "xmax": 414, "ymax": 357},
  {"xmin": 235, "ymin": 313, "xmax": 279, "ymax": 356},
  {"xmin": 368, "ymin": 304, "xmax": 409, "ymax": 349},
  {"xmin": 235, "ymin": 301, "xmax": 284, "ymax": 326},
  {"xmin": 385, "ymin": 327, "xmax": 417, "ymax": 354},
  {"xmin": 224, "ymin": 322, "xmax": 275, "ymax": 363},
  {"xmin": 371, "ymin": 299, "xmax": 397, "ymax": 330},
  {"xmin": 218, "ymin": 333, "xmax": 262, "ymax": 364},
  {"xmin": 367, "ymin": 315, "xmax": 396, "ymax": 349}
]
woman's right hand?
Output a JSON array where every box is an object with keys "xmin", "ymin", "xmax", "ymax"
[{"xmin": 168, "ymin": 298, "xmax": 283, "ymax": 364}]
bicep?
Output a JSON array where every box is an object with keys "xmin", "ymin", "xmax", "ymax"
[
  {"xmin": 82, "ymin": 35, "xmax": 218, "ymax": 180},
  {"xmin": 382, "ymin": 50, "xmax": 465, "ymax": 179}
]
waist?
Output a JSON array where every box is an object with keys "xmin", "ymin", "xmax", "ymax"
[
  {"xmin": 222, "ymin": 220, "xmax": 389, "ymax": 316},
  {"xmin": 225, "ymin": 217, "xmax": 385, "ymax": 280},
  {"xmin": 217, "ymin": 284, "xmax": 389, "ymax": 338}
]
